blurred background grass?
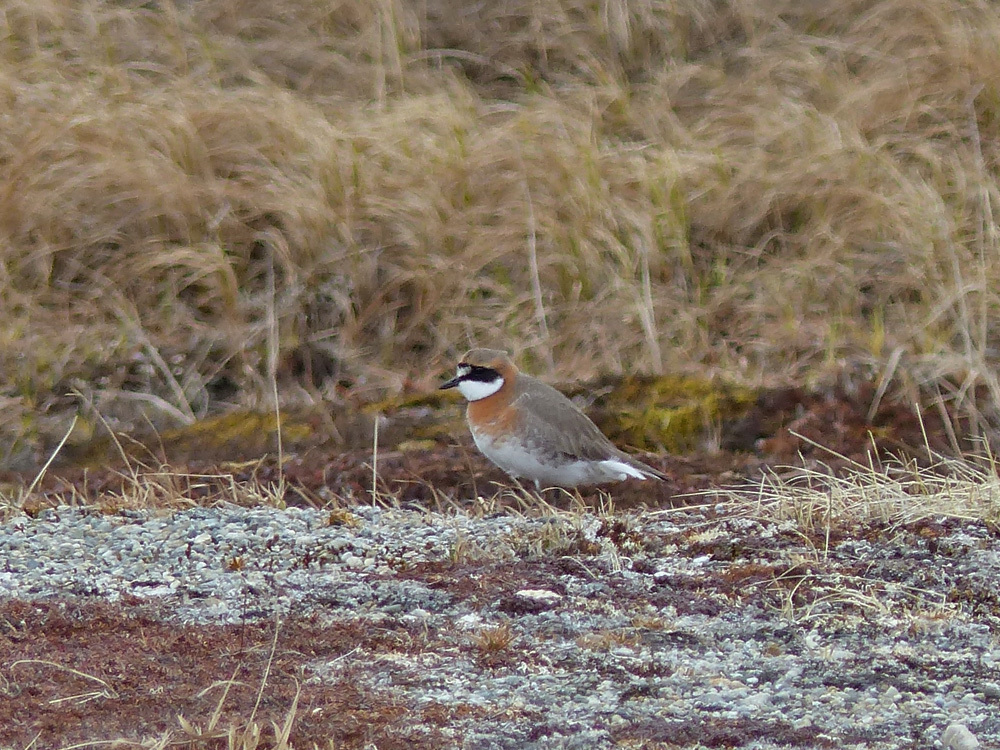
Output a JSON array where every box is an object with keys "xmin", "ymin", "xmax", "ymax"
[{"xmin": 2, "ymin": 0, "xmax": 1000, "ymax": 469}]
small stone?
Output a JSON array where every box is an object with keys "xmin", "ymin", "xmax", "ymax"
[
  {"xmin": 982, "ymin": 682, "xmax": 1000, "ymax": 699},
  {"xmin": 942, "ymin": 723, "xmax": 980, "ymax": 750},
  {"xmin": 499, "ymin": 588, "xmax": 563, "ymax": 615}
]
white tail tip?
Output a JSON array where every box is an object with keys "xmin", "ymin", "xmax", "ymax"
[{"xmin": 599, "ymin": 459, "xmax": 653, "ymax": 481}]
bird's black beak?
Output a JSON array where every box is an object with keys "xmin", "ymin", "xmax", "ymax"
[{"xmin": 439, "ymin": 376, "xmax": 461, "ymax": 390}]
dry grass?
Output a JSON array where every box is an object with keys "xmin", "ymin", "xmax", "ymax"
[
  {"xmin": 473, "ymin": 622, "xmax": 516, "ymax": 656},
  {"xmin": 714, "ymin": 447, "xmax": 1000, "ymax": 540},
  {"xmin": 3, "ymin": 0, "xmax": 1000, "ymax": 466},
  {"xmin": 702, "ymin": 445, "xmax": 1000, "ymax": 626}
]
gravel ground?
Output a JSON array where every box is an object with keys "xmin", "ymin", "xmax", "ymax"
[{"xmin": 1, "ymin": 503, "xmax": 998, "ymax": 749}]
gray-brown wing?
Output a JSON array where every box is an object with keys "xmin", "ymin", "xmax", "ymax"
[{"xmin": 509, "ymin": 381, "xmax": 623, "ymax": 462}]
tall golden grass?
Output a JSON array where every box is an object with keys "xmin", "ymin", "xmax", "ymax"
[{"xmin": 2, "ymin": 0, "xmax": 1000, "ymax": 465}]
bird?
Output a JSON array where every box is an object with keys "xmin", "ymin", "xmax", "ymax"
[{"xmin": 440, "ymin": 348, "xmax": 666, "ymax": 488}]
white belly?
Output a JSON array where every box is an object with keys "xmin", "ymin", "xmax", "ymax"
[{"xmin": 471, "ymin": 431, "xmax": 598, "ymax": 487}]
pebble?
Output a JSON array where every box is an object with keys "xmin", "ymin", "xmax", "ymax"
[{"xmin": 943, "ymin": 723, "xmax": 980, "ymax": 750}]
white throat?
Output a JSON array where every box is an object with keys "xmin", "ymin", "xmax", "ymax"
[{"xmin": 457, "ymin": 376, "xmax": 504, "ymax": 401}]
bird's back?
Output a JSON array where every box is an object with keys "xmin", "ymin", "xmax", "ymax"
[{"xmin": 509, "ymin": 373, "xmax": 623, "ymax": 463}]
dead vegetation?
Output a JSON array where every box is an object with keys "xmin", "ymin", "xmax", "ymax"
[
  {"xmin": 2, "ymin": 0, "xmax": 1000, "ymax": 467},
  {"xmin": 717, "ymin": 446, "xmax": 1000, "ymax": 533}
]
